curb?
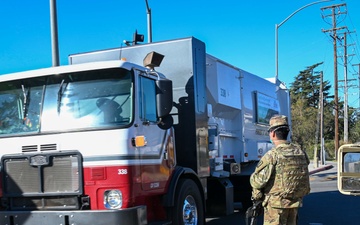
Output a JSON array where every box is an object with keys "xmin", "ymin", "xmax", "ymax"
[{"xmin": 309, "ymin": 164, "xmax": 334, "ymax": 175}]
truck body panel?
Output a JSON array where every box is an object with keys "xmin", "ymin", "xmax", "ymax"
[{"xmin": 70, "ymin": 37, "xmax": 291, "ymax": 174}]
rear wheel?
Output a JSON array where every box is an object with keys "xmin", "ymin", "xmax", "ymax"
[{"xmin": 171, "ymin": 179, "xmax": 204, "ymax": 225}]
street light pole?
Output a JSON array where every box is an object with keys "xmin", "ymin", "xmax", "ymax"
[
  {"xmin": 144, "ymin": 0, "xmax": 152, "ymax": 43},
  {"xmin": 50, "ymin": 0, "xmax": 59, "ymax": 66},
  {"xmin": 275, "ymin": 0, "xmax": 332, "ymax": 80}
]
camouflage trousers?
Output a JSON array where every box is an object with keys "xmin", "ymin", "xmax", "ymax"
[{"xmin": 263, "ymin": 205, "xmax": 298, "ymax": 225}]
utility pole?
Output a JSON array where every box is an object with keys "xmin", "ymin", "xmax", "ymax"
[
  {"xmin": 319, "ymin": 72, "xmax": 325, "ymax": 165},
  {"xmin": 321, "ymin": 3, "xmax": 347, "ymax": 158},
  {"xmin": 314, "ymin": 71, "xmax": 325, "ymax": 167},
  {"xmin": 343, "ymin": 32, "xmax": 349, "ymax": 143},
  {"xmin": 314, "ymin": 81, "xmax": 320, "ymax": 168},
  {"xmin": 338, "ymin": 30, "xmax": 356, "ymax": 143}
]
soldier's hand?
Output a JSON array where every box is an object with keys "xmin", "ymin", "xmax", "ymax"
[{"xmin": 251, "ymin": 189, "xmax": 263, "ymax": 201}]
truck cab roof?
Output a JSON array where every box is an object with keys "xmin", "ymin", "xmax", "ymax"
[{"xmin": 0, "ymin": 60, "xmax": 149, "ymax": 82}]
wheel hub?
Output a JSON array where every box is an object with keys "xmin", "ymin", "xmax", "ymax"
[{"xmin": 182, "ymin": 195, "xmax": 198, "ymax": 225}]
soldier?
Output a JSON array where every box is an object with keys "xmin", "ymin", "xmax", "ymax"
[{"xmin": 250, "ymin": 115, "xmax": 310, "ymax": 225}]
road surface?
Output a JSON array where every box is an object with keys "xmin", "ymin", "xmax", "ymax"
[{"xmin": 206, "ymin": 161, "xmax": 360, "ymax": 225}]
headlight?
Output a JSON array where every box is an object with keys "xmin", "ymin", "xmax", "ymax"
[{"xmin": 104, "ymin": 190, "xmax": 123, "ymax": 209}]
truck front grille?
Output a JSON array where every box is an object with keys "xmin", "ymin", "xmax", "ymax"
[
  {"xmin": 1, "ymin": 151, "xmax": 83, "ymax": 210},
  {"xmin": 10, "ymin": 196, "xmax": 79, "ymax": 210}
]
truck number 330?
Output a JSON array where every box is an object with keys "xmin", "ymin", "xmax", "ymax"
[{"xmin": 118, "ymin": 169, "xmax": 128, "ymax": 175}]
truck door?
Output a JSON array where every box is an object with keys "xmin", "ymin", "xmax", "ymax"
[{"xmin": 137, "ymin": 74, "xmax": 175, "ymax": 191}]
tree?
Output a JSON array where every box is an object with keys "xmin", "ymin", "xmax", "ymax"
[
  {"xmin": 349, "ymin": 109, "xmax": 360, "ymax": 143},
  {"xmin": 289, "ymin": 62, "xmax": 333, "ymax": 156},
  {"xmin": 291, "ymin": 98, "xmax": 317, "ymax": 152},
  {"xmin": 290, "ymin": 62, "xmax": 331, "ymax": 107}
]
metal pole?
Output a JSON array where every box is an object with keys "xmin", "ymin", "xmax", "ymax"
[
  {"xmin": 145, "ymin": 0, "xmax": 152, "ymax": 43},
  {"xmin": 332, "ymin": 7, "xmax": 339, "ymax": 158},
  {"xmin": 50, "ymin": 0, "xmax": 59, "ymax": 66},
  {"xmin": 275, "ymin": 0, "xmax": 332, "ymax": 80},
  {"xmin": 275, "ymin": 24, "xmax": 279, "ymax": 79},
  {"xmin": 343, "ymin": 33, "xmax": 348, "ymax": 143},
  {"xmin": 314, "ymin": 93, "xmax": 320, "ymax": 168},
  {"xmin": 320, "ymin": 72, "xmax": 325, "ymax": 165}
]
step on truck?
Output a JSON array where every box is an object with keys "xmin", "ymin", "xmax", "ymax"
[{"xmin": 0, "ymin": 37, "xmax": 291, "ymax": 225}]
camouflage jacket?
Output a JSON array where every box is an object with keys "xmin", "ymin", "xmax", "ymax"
[{"xmin": 250, "ymin": 141, "xmax": 310, "ymax": 208}]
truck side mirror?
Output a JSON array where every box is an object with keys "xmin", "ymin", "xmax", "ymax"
[
  {"xmin": 157, "ymin": 115, "xmax": 173, "ymax": 130},
  {"xmin": 156, "ymin": 79, "xmax": 173, "ymax": 118}
]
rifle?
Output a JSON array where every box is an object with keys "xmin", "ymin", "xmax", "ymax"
[{"xmin": 245, "ymin": 200, "xmax": 263, "ymax": 225}]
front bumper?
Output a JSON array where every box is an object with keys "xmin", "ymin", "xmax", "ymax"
[{"xmin": 0, "ymin": 205, "xmax": 147, "ymax": 225}]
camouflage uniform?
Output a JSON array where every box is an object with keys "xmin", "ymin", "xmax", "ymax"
[{"xmin": 250, "ymin": 115, "xmax": 310, "ymax": 225}]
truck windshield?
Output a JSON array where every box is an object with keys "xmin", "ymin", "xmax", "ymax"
[{"xmin": 0, "ymin": 68, "xmax": 132, "ymax": 136}]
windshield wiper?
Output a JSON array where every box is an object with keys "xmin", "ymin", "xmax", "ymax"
[
  {"xmin": 57, "ymin": 79, "xmax": 68, "ymax": 114},
  {"xmin": 21, "ymin": 85, "xmax": 30, "ymax": 121}
]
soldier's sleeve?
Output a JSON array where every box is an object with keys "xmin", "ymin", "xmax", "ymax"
[{"xmin": 250, "ymin": 152, "xmax": 275, "ymax": 190}]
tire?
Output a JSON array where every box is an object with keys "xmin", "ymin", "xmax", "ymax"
[{"xmin": 170, "ymin": 179, "xmax": 204, "ymax": 225}]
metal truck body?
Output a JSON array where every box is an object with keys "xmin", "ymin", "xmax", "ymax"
[{"xmin": 0, "ymin": 37, "xmax": 291, "ymax": 225}]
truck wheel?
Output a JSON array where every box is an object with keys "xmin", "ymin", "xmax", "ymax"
[{"xmin": 171, "ymin": 179, "xmax": 204, "ymax": 225}]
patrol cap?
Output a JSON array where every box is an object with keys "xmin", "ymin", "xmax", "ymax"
[{"xmin": 268, "ymin": 115, "xmax": 288, "ymax": 131}]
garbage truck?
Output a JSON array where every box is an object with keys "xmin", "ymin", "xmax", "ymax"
[{"xmin": 0, "ymin": 37, "xmax": 291, "ymax": 225}]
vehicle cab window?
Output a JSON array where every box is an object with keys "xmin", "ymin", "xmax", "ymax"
[{"xmin": 139, "ymin": 76, "xmax": 157, "ymax": 123}]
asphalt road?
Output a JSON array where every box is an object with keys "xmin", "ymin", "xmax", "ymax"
[
  {"xmin": 206, "ymin": 160, "xmax": 360, "ymax": 225},
  {"xmin": 299, "ymin": 160, "xmax": 360, "ymax": 225}
]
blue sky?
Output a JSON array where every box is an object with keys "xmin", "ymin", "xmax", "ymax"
[{"xmin": 0, "ymin": 0, "xmax": 359, "ymax": 108}]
